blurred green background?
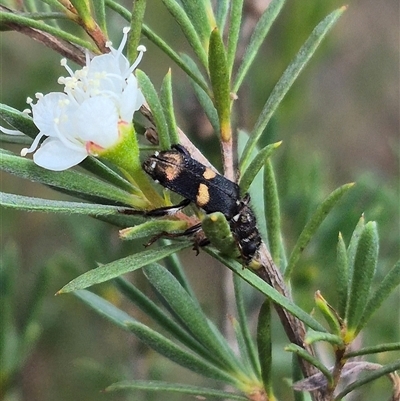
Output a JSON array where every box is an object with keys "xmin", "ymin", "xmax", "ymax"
[{"xmin": 0, "ymin": 0, "xmax": 398, "ymax": 400}]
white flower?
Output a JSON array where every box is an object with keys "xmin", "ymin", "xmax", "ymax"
[{"xmin": 2, "ymin": 28, "xmax": 145, "ymax": 171}]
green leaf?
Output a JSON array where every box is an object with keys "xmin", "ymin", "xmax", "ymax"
[
  {"xmin": 142, "ymin": 263, "xmax": 243, "ymax": 375},
  {"xmin": 208, "ymin": 27, "xmax": 231, "ymax": 141},
  {"xmin": 119, "ymin": 219, "xmax": 187, "ymax": 240},
  {"xmin": 69, "ymin": 0, "xmax": 93, "ymax": 25},
  {"xmin": 347, "ymin": 215, "xmax": 365, "ymax": 277},
  {"xmin": 215, "ymin": 0, "xmax": 229, "ymax": 32},
  {"xmin": 207, "ymin": 249, "xmax": 326, "ymax": 332},
  {"xmin": 160, "ymin": 70, "xmax": 179, "ymax": 145},
  {"xmin": 257, "ymin": 300, "xmax": 273, "ymax": 397},
  {"xmin": 233, "ymin": 0, "xmax": 286, "ymax": 93},
  {"xmin": 181, "ymin": 54, "xmax": 219, "ymax": 133},
  {"xmin": 125, "ymin": 320, "xmax": 239, "ymax": 384},
  {"xmin": 0, "ymin": 153, "xmax": 141, "ymax": 207},
  {"xmin": 0, "ymin": 133, "xmax": 31, "ymax": 145},
  {"xmin": 201, "ymin": 212, "xmax": 239, "ymax": 258},
  {"xmin": 226, "ymin": 0, "xmax": 244, "ymax": 75},
  {"xmin": 163, "ymin": 249, "xmax": 198, "ymax": 301},
  {"xmin": 314, "ymin": 291, "xmax": 341, "ymax": 336},
  {"xmin": 345, "ymin": 342, "xmax": 400, "ymax": 358},
  {"xmin": 142, "ymin": 25, "xmax": 209, "ymax": 92},
  {"xmin": 304, "ymin": 330, "xmax": 343, "ymax": 347},
  {"xmin": 180, "ymin": 0, "xmax": 213, "ymax": 47},
  {"xmin": 161, "ymin": 0, "xmax": 207, "ymax": 66},
  {"xmin": 233, "ymin": 275, "xmax": 260, "ymax": 377},
  {"xmin": 346, "ymin": 221, "xmax": 379, "ymax": 335},
  {"xmin": 74, "ymin": 290, "xmax": 238, "ymax": 384},
  {"xmin": 240, "ymin": 6, "xmax": 346, "ymax": 169},
  {"xmin": 106, "ymin": 381, "xmax": 248, "ymax": 399},
  {"xmin": 263, "ymin": 159, "xmax": 285, "ymax": 267},
  {"xmin": 0, "ymin": 10, "xmax": 96, "ymax": 52},
  {"xmin": 239, "ymin": 141, "xmax": 281, "ymax": 194},
  {"xmin": 356, "ymin": 260, "xmax": 400, "ymax": 335},
  {"xmin": 0, "ymin": 103, "xmax": 38, "ymax": 139},
  {"xmin": 58, "ymin": 243, "xmax": 190, "ymax": 293},
  {"xmin": 336, "ymin": 233, "xmax": 349, "ymax": 317},
  {"xmin": 127, "ymin": 0, "xmax": 146, "ymax": 61},
  {"xmin": 136, "ymin": 69, "xmax": 170, "ymax": 150},
  {"xmin": 285, "ymin": 183, "xmax": 354, "ymax": 280},
  {"xmin": 0, "ymin": 192, "xmax": 126, "ymax": 215},
  {"xmin": 114, "ymin": 277, "xmax": 219, "ymax": 364},
  {"xmin": 92, "ymin": 0, "xmax": 106, "ymax": 32},
  {"xmin": 285, "ymin": 343, "xmax": 333, "ymax": 385}
]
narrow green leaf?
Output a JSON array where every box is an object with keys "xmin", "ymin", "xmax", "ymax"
[
  {"xmin": 347, "ymin": 215, "xmax": 365, "ymax": 277},
  {"xmin": 119, "ymin": 219, "xmax": 187, "ymax": 240},
  {"xmin": 160, "ymin": 70, "xmax": 179, "ymax": 145},
  {"xmin": 314, "ymin": 291, "xmax": 341, "ymax": 336},
  {"xmin": 163, "ymin": 249, "xmax": 198, "ymax": 302},
  {"xmin": 233, "ymin": 0, "xmax": 286, "ymax": 93},
  {"xmin": 142, "ymin": 263, "xmax": 243, "ymax": 375},
  {"xmin": 230, "ymin": 316, "xmax": 256, "ymax": 379},
  {"xmin": 240, "ymin": 6, "xmax": 346, "ymax": 169},
  {"xmin": 0, "ymin": 11, "xmax": 96, "ymax": 52},
  {"xmin": 285, "ymin": 343, "xmax": 333, "ymax": 385},
  {"xmin": 74, "ymin": 289, "xmax": 137, "ymax": 330},
  {"xmin": 74, "ymin": 290, "xmax": 238, "ymax": 384},
  {"xmin": 161, "ymin": 0, "xmax": 208, "ymax": 66},
  {"xmin": 263, "ymin": 159, "xmax": 285, "ymax": 267},
  {"xmin": 125, "ymin": 320, "xmax": 239, "ymax": 384},
  {"xmin": 336, "ymin": 233, "xmax": 349, "ymax": 317},
  {"xmin": 215, "ymin": 0, "xmax": 229, "ymax": 32},
  {"xmin": 136, "ymin": 69, "xmax": 170, "ymax": 150},
  {"xmin": 127, "ymin": 0, "xmax": 146, "ymax": 61},
  {"xmin": 69, "ymin": 0, "xmax": 93, "ymax": 25},
  {"xmin": 346, "ymin": 222, "xmax": 379, "ymax": 335},
  {"xmin": 180, "ymin": 0, "xmax": 213, "ymax": 47},
  {"xmin": 345, "ymin": 342, "xmax": 400, "ymax": 358},
  {"xmin": 0, "ymin": 153, "xmax": 143, "ymax": 206},
  {"xmin": 304, "ymin": 330, "xmax": 343, "ymax": 347},
  {"xmin": 201, "ymin": 212, "xmax": 240, "ymax": 258},
  {"xmin": 233, "ymin": 275, "xmax": 261, "ymax": 377},
  {"xmin": 181, "ymin": 54, "xmax": 219, "ymax": 133},
  {"xmin": 285, "ymin": 183, "xmax": 354, "ymax": 280},
  {"xmin": 257, "ymin": 300, "xmax": 273, "ymax": 397},
  {"xmin": 226, "ymin": 0, "xmax": 244, "ymax": 75},
  {"xmin": 0, "ymin": 192, "xmax": 125, "ymax": 215},
  {"xmin": 208, "ymin": 27, "xmax": 231, "ymax": 141},
  {"xmin": 142, "ymin": 25, "xmax": 209, "ymax": 92},
  {"xmin": 207, "ymin": 249, "xmax": 326, "ymax": 332},
  {"xmin": 92, "ymin": 0, "xmax": 107, "ymax": 32},
  {"xmin": 114, "ymin": 277, "xmax": 219, "ymax": 364},
  {"xmin": 335, "ymin": 360, "xmax": 400, "ymax": 400},
  {"xmin": 239, "ymin": 141, "xmax": 281, "ymax": 194},
  {"xmin": 106, "ymin": 380, "xmax": 248, "ymax": 400},
  {"xmin": 58, "ymin": 243, "xmax": 190, "ymax": 293},
  {"xmin": 0, "ymin": 104, "xmax": 38, "ymax": 139},
  {"xmin": 0, "ymin": 133, "xmax": 31, "ymax": 145},
  {"xmin": 356, "ymin": 260, "xmax": 400, "ymax": 335}
]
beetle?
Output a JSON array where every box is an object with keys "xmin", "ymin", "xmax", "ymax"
[{"xmin": 141, "ymin": 144, "xmax": 262, "ymax": 266}]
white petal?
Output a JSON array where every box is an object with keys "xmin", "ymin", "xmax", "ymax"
[
  {"xmin": 119, "ymin": 75, "xmax": 144, "ymax": 122},
  {"xmin": 31, "ymin": 92, "xmax": 69, "ymax": 136},
  {"xmin": 73, "ymin": 97, "xmax": 119, "ymax": 148},
  {"xmin": 33, "ymin": 137, "xmax": 87, "ymax": 171}
]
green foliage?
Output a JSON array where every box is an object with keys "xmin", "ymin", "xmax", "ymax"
[{"xmin": 0, "ymin": 1, "xmax": 398, "ymax": 401}]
